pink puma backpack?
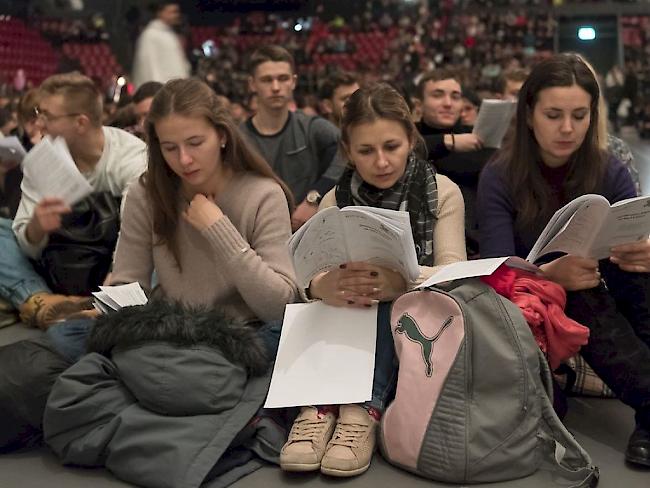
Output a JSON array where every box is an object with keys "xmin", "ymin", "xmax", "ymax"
[{"xmin": 380, "ymin": 280, "xmax": 598, "ymax": 486}]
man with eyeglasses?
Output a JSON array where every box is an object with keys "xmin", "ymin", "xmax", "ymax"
[{"xmin": 0, "ymin": 72, "xmax": 147, "ymax": 329}]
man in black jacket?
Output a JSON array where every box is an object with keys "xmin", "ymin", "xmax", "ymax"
[{"xmin": 415, "ymin": 69, "xmax": 494, "ymax": 257}]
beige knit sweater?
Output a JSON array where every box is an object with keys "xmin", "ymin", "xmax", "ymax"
[
  {"xmin": 320, "ymin": 173, "xmax": 467, "ymax": 287},
  {"xmin": 110, "ymin": 171, "xmax": 298, "ymax": 323}
]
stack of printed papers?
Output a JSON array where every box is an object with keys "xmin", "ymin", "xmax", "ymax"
[
  {"xmin": 92, "ymin": 282, "xmax": 148, "ymax": 314},
  {"xmin": 472, "ymin": 99, "xmax": 517, "ymax": 148}
]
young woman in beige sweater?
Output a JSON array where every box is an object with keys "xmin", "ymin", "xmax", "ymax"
[
  {"xmin": 280, "ymin": 83, "xmax": 466, "ymax": 477},
  {"xmin": 111, "ymin": 78, "xmax": 298, "ymax": 325}
]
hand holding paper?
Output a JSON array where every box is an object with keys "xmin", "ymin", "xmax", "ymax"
[
  {"xmin": 26, "ymin": 197, "xmax": 72, "ymax": 243},
  {"xmin": 311, "ymin": 262, "xmax": 407, "ymax": 307},
  {"xmin": 472, "ymin": 99, "xmax": 516, "ymax": 148},
  {"xmin": 609, "ymin": 238, "xmax": 650, "ymax": 273},
  {"xmin": 289, "ymin": 206, "xmax": 420, "ymax": 289},
  {"xmin": 538, "ymin": 255, "xmax": 601, "ymax": 291}
]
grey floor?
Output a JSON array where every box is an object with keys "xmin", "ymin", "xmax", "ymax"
[{"xmin": 1, "ymin": 128, "xmax": 650, "ymax": 487}]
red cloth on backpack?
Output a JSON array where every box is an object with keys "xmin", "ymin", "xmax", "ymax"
[{"xmin": 481, "ymin": 265, "xmax": 589, "ymax": 369}]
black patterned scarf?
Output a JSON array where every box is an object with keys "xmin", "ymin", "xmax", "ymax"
[{"xmin": 335, "ymin": 155, "xmax": 438, "ymax": 266}]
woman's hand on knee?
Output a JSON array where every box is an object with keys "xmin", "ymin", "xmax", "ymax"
[
  {"xmin": 539, "ymin": 255, "xmax": 601, "ymax": 291},
  {"xmin": 610, "ymin": 239, "xmax": 650, "ymax": 273}
]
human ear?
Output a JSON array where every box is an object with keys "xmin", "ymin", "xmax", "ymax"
[
  {"xmin": 75, "ymin": 114, "xmax": 90, "ymax": 132},
  {"xmin": 321, "ymin": 99, "xmax": 333, "ymax": 115}
]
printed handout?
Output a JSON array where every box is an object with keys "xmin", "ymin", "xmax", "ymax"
[
  {"xmin": 92, "ymin": 282, "xmax": 148, "ymax": 313},
  {"xmin": 289, "ymin": 205, "xmax": 420, "ymax": 289},
  {"xmin": 21, "ymin": 136, "xmax": 93, "ymax": 206},
  {"xmin": 527, "ymin": 194, "xmax": 650, "ymax": 263},
  {"xmin": 472, "ymin": 99, "xmax": 517, "ymax": 148}
]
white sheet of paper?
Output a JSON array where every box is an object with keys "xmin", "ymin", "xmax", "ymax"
[
  {"xmin": 98, "ymin": 282, "xmax": 148, "ymax": 308},
  {"xmin": 472, "ymin": 99, "xmax": 516, "ymax": 148},
  {"xmin": 92, "ymin": 291, "xmax": 121, "ymax": 312},
  {"xmin": 265, "ymin": 302, "xmax": 378, "ymax": 408},
  {"xmin": 92, "ymin": 298, "xmax": 112, "ymax": 314},
  {"xmin": 22, "ymin": 136, "xmax": 93, "ymax": 206},
  {"xmin": 417, "ymin": 257, "xmax": 538, "ymax": 288}
]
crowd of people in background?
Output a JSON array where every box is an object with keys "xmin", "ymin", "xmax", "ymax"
[{"xmin": 0, "ymin": 1, "xmax": 649, "ymax": 137}]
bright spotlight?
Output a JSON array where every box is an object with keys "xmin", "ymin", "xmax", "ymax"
[
  {"xmin": 294, "ymin": 23, "xmax": 303, "ymax": 32},
  {"xmin": 578, "ymin": 27, "xmax": 596, "ymax": 41}
]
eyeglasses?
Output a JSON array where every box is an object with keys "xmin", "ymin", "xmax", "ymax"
[{"xmin": 33, "ymin": 106, "xmax": 82, "ymax": 122}]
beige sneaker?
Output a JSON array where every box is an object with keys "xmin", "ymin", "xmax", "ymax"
[
  {"xmin": 280, "ymin": 406, "xmax": 337, "ymax": 472},
  {"xmin": 19, "ymin": 293, "xmax": 93, "ymax": 329},
  {"xmin": 320, "ymin": 404, "xmax": 377, "ymax": 477}
]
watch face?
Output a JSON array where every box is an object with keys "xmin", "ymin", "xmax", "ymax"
[{"xmin": 307, "ymin": 191, "xmax": 320, "ymax": 204}]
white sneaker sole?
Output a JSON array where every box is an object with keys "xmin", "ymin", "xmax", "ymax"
[
  {"xmin": 320, "ymin": 462, "xmax": 371, "ymax": 477},
  {"xmin": 280, "ymin": 461, "xmax": 321, "ymax": 472}
]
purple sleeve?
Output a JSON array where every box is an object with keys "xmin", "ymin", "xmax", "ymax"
[
  {"xmin": 604, "ymin": 156, "xmax": 637, "ymax": 204},
  {"xmin": 476, "ymin": 164, "xmax": 518, "ymax": 258}
]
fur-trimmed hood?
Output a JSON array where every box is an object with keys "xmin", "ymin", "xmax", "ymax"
[{"xmin": 87, "ymin": 300, "xmax": 270, "ymax": 377}]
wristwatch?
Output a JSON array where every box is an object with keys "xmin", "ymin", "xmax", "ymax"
[{"xmin": 305, "ymin": 190, "xmax": 322, "ymax": 206}]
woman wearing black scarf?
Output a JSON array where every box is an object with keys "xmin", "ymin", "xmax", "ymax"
[{"xmin": 280, "ymin": 83, "xmax": 466, "ymax": 477}]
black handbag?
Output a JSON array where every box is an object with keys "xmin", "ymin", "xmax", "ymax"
[{"xmin": 35, "ymin": 192, "xmax": 122, "ymax": 296}]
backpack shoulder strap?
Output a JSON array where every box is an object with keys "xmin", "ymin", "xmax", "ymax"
[{"xmin": 537, "ymin": 350, "xmax": 600, "ymax": 487}]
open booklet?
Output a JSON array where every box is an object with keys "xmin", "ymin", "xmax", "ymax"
[
  {"xmin": 288, "ymin": 205, "xmax": 420, "ymax": 289},
  {"xmin": 0, "ymin": 136, "xmax": 27, "ymax": 167},
  {"xmin": 527, "ymin": 194, "xmax": 650, "ymax": 263},
  {"xmin": 92, "ymin": 282, "xmax": 148, "ymax": 314},
  {"xmin": 21, "ymin": 135, "xmax": 93, "ymax": 206},
  {"xmin": 472, "ymin": 99, "xmax": 517, "ymax": 148}
]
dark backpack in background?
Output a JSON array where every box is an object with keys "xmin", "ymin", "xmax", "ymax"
[{"xmin": 34, "ymin": 192, "xmax": 121, "ymax": 296}]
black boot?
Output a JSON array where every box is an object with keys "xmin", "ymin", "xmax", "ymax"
[{"xmin": 625, "ymin": 424, "xmax": 650, "ymax": 467}]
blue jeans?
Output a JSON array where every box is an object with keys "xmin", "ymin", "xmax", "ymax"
[
  {"xmin": 46, "ymin": 317, "xmax": 95, "ymax": 362},
  {"xmin": 0, "ymin": 218, "xmax": 50, "ymax": 308},
  {"xmin": 45, "ymin": 317, "xmax": 285, "ymax": 365},
  {"xmin": 365, "ymin": 302, "xmax": 397, "ymax": 412}
]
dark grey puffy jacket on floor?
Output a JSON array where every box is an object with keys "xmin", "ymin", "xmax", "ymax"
[{"xmin": 43, "ymin": 302, "xmax": 287, "ymax": 488}]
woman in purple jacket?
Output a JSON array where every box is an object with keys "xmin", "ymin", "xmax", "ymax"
[{"xmin": 477, "ymin": 53, "xmax": 650, "ymax": 467}]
